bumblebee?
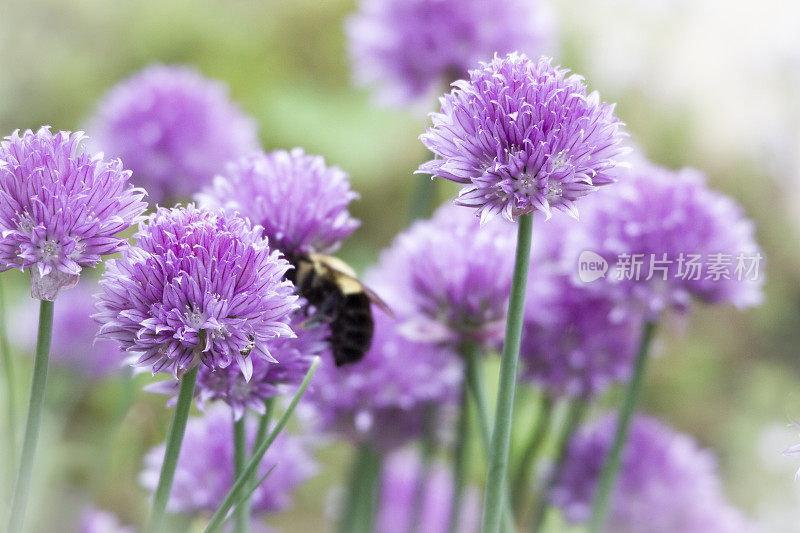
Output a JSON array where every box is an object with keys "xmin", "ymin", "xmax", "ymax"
[{"xmin": 286, "ymin": 253, "xmax": 392, "ymax": 366}]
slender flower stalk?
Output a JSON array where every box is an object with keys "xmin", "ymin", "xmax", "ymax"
[
  {"xmin": 146, "ymin": 365, "xmax": 199, "ymax": 533},
  {"xmin": 0, "ymin": 276, "xmax": 16, "ymax": 483},
  {"xmin": 339, "ymin": 445, "xmax": 383, "ymax": 533},
  {"xmin": 239, "ymin": 397, "xmax": 275, "ymax": 523},
  {"xmin": 511, "ymin": 395, "xmax": 553, "ymax": 514},
  {"xmin": 203, "ymin": 358, "xmax": 319, "ymax": 533},
  {"xmin": 589, "ymin": 322, "xmax": 657, "ymax": 532},
  {"xmin": 409, "ymin": 405, "xmax": 438, "ymax": 531},
  {"xmin": 255, "ymin": 398, "xmax": 275, "ymax": 448},
  {"xmin": 483, "ymin": 213, "xmax": 533, "ymax": 533},
  {"xmin": 6, "ymin": 300, "xmax": 54, "ymax": 533},
  {"xmin": 356, "ymin": 447, "xmax": 383, "ymax": 533},
  {"xmin": 529, "ymin": 400, "xmax": 586, "ymax": 532},
  {"xmin": 233, "ymin": 416, "xmax": 248, "ymax": 533},
  {"xmin": 461, "ymin": 342, "xmax": 515, "ymax": 533},
  {"xmin": 338, "ymin": 446, "xmax": 369, "ymax": 533},
  {"xmin": 448, "ymin": 380, "xmax": 470, "ymax": 533}
]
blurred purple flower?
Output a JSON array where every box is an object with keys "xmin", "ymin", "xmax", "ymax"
[
  {"xmin": 376, "ymin": 448, "xmax": 481, "ymax": 533},
  {"xmin": 12, "ymin": 279, "xmax": 125, "ymax": 380},
  {"xmin": 198, "ymin": 148, "xmax": 360, "ymax": 256},
  {"xmin": 367, "ymin": 203, "xmax": 516, "ymax": 346},
  {"xmin": 80, "ymin": 508, "xmax": 136, "ymax": 533},
  {"xmin": 419, "ymin": 53, "xmax": 628, "ymax": 224},
  {"xmin": 87, "ymin": 64, "xmax": 259, "ymax": 204},
  {"xmin": 94, "ymin": 205, "xmax": 298, "ymax": 379},
  {"xmin": 148, "ymin": 311, "xmax": 327, "ymax": 420},
  {"xmin": 565, "ymin": 160, "xmax": 764, "ymax": 318},
  {"xmin": 304, "ymin": 311, "xmax": 461, "ymax": 451},
  {"xmin": 782, "ymin": 421, "xmax": 800, "ymax": 480},
  {"xmin": 520, "ymin": 215, "xmax": 644, "ymax": 398},
  {"xmin": 140, "ymin": 405, "xmax": 316, "ymax": 514},
  {"xmin": 551, "ymin": 415, "xmax": 753, "ymax": 533},
  {"xmin": 0, "ymin": 127, "xmax": 147, "ymax": 300},
  {"xmin": 347, "ymin": 0, "xmax": 555, "ymax": 106}
]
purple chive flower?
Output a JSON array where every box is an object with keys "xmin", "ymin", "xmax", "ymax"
[
  {"xmin": 148, "ymin": 312, "xmax": 327, "ymax": 420},
  {"xmin": 87, "ymin": 64, "xmax": 259, "ymax": 204},
  {"xmin": 551, "ymin": 415, "xmax": 753, "ymax": 533},
  {"xmin": 141, "ymin": 405, "xmax": 316, "ymax": 514},
  {"xmin": 519, "ymin": 215, "xmax": 644, "ymax": 398},
  {"xmin": 94, "ymin": 205, "xmax": 298, "ymax": 379},
  {"xmin": 0, "ymin": 127, "xmax": 147, "ymax": 300},
  {"xmin": 80, "ymin": 508, "xmax": 136, "ymax": 533},
  {"xmin": 419, "ymin": 53, "xmax": 628, "ymax": 224},
  {"xmin": 565, "ymin": 160, "xmax": 764, "ymax": 319},
  {"xmin": 12, "ymin": 279, "xmax": 126, "ymax": 379},
  {"xmin": 346, "ymin": 0, "xmax": 555, "ymax": 106},
  {"xmin": 376, "ymin": 448, "xmax": 481, "ymax": 533},
  {"xmin": 197, "ymin": 148, "xmax": 360, "ymax": 256},
  {"xmin": 304, "ymin": 311, "xmax": 461, "ymax": 451},
  {"xmin": 367, "ymin": 203, "xmax": 516, "ymax": 346}
]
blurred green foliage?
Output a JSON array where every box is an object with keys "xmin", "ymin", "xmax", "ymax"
[{"xmin": 1, "ymin": 0, "xmax": 799, "ymax": 531}]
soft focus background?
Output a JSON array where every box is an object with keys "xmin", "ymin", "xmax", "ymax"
[{"xmin": 1, "ymin": 0, "xmax": 799, "ymax": 531}]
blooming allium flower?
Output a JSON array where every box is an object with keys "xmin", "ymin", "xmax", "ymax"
[
  {"xmin": 12, "ymin": 279, "xmax": 126, "ymax": 379},
  {"xmin": 140, "ymin": 405, "xmax": 316, "ymax": 514},
  {"xmin": 376, "ymin": 448, "xmax": 481, "ymax": 533},
  {"xmin": 346, "ymin": 0, "xmax": 555, "ymax": 106},
  {"xmin": 87, "ymin": 64, "xmax": 259, "ymax": 204},
  {"xmin": 565, "ymin": 160, "xmax": 764, "ymax": 318},
  {"xmin": 419, "ymin": 53, "xmax": 628, "ymax": 223},
  {"xmin": 304, "ymin": 311, "xmax": 461, "ymax": 450},
  {"xmin": 0, "ymin": 127, "xmax": 147, "ymax": 300},
  {"xmin": 197, "ymin": 148, "xmax": 359, "ymax": 256},
  {"xmin": 520, "ymin": 215, "xmax": 643, "ymax": 398},
  {"xmin": 148, "ymin": 311, "xmax": 327, "ymax": 420},
  {"xmin": 80, "ymin": 508, "xmax": 136, "ymax": 533},
  {"xmin": 367, "ymin": 203, "xmax": 516, "ymax": 346},
  {"xmin": 94, "ymin": 205, "xmax": 298, "ymax": 378},
  {"xmin": 551, "ymin": 415, "xmax": 753, "ymax": 533}
]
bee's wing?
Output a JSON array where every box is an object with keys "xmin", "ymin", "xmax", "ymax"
[
  {"xmin": 324, "ymin": 263, "xmax": 396, "ymax": 319},
  {"xmin": 361, "ymin": 285, "xmax": 396, "ymax": 319}
]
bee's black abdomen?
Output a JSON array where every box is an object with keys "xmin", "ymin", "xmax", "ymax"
[
  {"xmin": 286, "ymin": 253, "xmax": 380, "ymax": 367},
  {"xmin": 330, "ymin": 293, "xmax": 374, "ymax": 366}
]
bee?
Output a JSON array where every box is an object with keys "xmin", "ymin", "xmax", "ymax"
[{"xmin": 285, "ymin": 253, "xmax": 392, "ymax": 367}]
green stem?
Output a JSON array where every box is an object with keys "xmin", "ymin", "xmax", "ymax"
[
  {"xmin": 410, "ymin": 404, "xmax": 438, "ymax": 532},
  {"xmin": 511, "ymin": 395, "xmax": 553, "ymax": 514},
  {"xmin": 239, "ymin": 397, "xmax": 275, "ymax": 524},
  {"xmin": 588, "ymin": 321, "xmax": 657, "ymax": 533},
  {"xmin": 0, "ymin": 278, "xmax": 16, "ymax": 476},
  {"xmin": 353, "ymin": 446, "xmax": 382, "ymax": 533},
  {"xmin": 463, "ymin": 344, "xmax": 491, "ymax": 450},
  {"xmin": 254, "ymin": 398, "xmax": 275, "ymax": 449},
  {"xmin": 6, "ymin": 299, "xmax": 54, "ymax": 533},
  {"xmin": 462, "ymin": 343, "xmax": 516, "ymax": 533},
  {"xmin": 338, "ymin": 447, "xmax": 365, "ymax": 533},
  {"xmin": 529, "ymin": 400, "xmax": 586, "ymax": 532},
  {"xmin": 146, "ymin": 365, "xmax": 199, "ymax": 533},
  {"xmin": 338, "ymin": 444, "xmax": 383, "ymax": 533},
  {"xmin": 204, "ymin": 358, "xmax": 319, "ymax": 533},
  {"xmin": 482, "ymin": 213, "xmax": 533, "ymax": 533},
  {"xmin": 232, "ymin": 416, "xmax": 248, "ymax": 533},
  {"xmin": 447, "ymin": 383, "xmax": 470, "ymax": 533}
]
